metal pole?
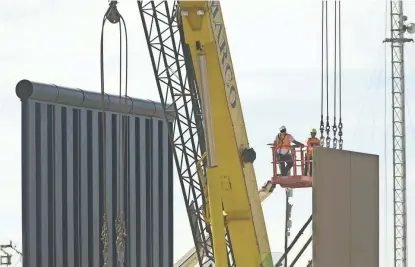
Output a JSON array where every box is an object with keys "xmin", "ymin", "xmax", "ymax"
[
  {"xmin": 383, "ymin": 1, "xmax": 413, "ymax": 266},
  {"xmin": 284, "ymin": 192, "xmax": 289, "ymax": 267},
  {"xmin": 284, "ymin": 189, "xmax": 292, "ymax": 267}
]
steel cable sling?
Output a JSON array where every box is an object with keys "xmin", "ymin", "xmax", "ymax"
[
  {"xmin": 319, "ymin": 0, "xmax": 343, "ymax": 149},
  {"xmin": 99, "ymin": 1, "xmax": 129, "ymax": 266}
]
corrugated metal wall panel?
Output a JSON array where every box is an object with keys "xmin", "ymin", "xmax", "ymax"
[{"xmin": 20, "ymin": 88, "xmax": 173, "ymax": 267}]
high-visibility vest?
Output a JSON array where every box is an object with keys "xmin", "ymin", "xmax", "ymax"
[
  {"xmin": 306, "ymin": 137, "xmax": 320, "ymax": 155},
  {"xmin": 275, "ymin": 133, "xmax": 291, "ymax": 150}
]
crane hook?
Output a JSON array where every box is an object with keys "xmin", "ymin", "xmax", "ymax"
[{"xmin": 105, "ymin": 0, "xmax": 121, "ymax": 24}]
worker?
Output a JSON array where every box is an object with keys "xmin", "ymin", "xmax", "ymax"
[
  {"xmin": 304, "ymin": 128, "xmax": 320, "ymax": 176},
  {"xmin": 274, "ymin": 125, "xmax": 304, "ymax": 176}
]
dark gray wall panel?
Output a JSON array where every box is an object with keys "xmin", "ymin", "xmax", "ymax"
[{"xmin": 18, "ymin": 81, "xmax": 174, "ymax": 267}]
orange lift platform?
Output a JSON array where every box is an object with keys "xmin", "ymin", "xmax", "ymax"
[{"xmin": 267, "ymin": 145, "xmax": 312, "ymax": 189}]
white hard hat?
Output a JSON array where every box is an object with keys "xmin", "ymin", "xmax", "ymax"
[{"xmin": 279, "ymin": 125, "xmax": 286, "ymax": 131}]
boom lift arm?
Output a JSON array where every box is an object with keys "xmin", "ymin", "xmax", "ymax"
[{"xmin": 179, "ymin": 1, "xmax": 272, "ymax": 266}]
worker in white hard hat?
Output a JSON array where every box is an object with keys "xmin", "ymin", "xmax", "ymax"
[
  {"xmin": 273, "ymin": 125, "xmax": 304, "ymax": 176},
  {"xmin": 304, "ymin": 128, "xmax": 320, "ymax": 176}
]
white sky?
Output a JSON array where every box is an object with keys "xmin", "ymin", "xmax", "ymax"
[{"xmin": 1, "ymin": 0, "xmax": 415, "ymax": 266}]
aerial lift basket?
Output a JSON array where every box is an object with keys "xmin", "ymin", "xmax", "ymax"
[{"xmin": 269, "ymin": 145, "xmax": 312, "ymax": 189}]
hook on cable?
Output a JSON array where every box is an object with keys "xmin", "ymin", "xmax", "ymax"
[{"xmin": 105, "ymin": 0, "xmax": 121, "ymax": 24}]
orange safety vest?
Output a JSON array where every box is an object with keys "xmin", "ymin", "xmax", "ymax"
[
  {"xmin": 306, "ymin": 137, "xmax": 320, "ymax": 155},
  {"xmin": 275, "ymin": 133, "xmax": 291, "ymax": 150}
]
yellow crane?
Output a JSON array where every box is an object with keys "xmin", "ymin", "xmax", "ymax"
[{"xmin": 178, "ymin": 1, "xmax": 272, "ymax": 266}]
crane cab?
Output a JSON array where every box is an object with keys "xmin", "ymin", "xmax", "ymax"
[{"xmin": 269, "ymin": 145, "xmax": 312, "ymax": 188}]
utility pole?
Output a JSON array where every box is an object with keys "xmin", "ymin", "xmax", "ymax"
[
  {"xmin": 283, "ymin": 189, "xmax": 293, "ymax": 267},
  {"xmin": 383, "ymin": 1, "xmax": 414, "ymax": 267},
  {"xmin": 0, "ymin": 241, "xmax": 22, "ymax": 266}
]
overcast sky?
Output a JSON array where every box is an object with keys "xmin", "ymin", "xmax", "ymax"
[{"xmin": 1, "ymin": 0, "xmax": 415, "ymax": 266}]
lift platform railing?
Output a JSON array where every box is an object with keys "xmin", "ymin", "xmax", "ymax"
[
  {"xmin": 268, "ymin": 145, "xmax": 313, "ymax": 188},
  {"xmin": 270, "ymin": 146, "xmax": 312, "ymax": 177}
]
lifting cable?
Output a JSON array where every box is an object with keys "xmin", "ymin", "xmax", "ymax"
[
  {"xmin": 325, "ymin": 0, "xmax": 330, "ymax": 148},
  {"xmin": 333, "ymin": 1, "xmax": 338, "ymax": 147},
  {"xmin": 99, "ymin": 0, "xmax": 129, "ymax": 266},
  {"xmin": 320, "ymin": 0, "xmax": 343, "ymax": 149},
  {"xmin": 337, "ymin": 1, "xmax": 344, "ymax": 149},
  {"xmin": 319, "ymin": 1, "xmax": 325, "ymax": 146}
]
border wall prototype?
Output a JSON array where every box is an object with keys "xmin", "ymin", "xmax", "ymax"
[
  {"xmin": 312, "ymin": 147, "xmax": 379, "ymax": 267},
  {"xmin": 17, "ymin": 80, "xmax": 174, "ymax": 267}
]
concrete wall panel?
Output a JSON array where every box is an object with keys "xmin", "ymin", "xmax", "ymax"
[
  {"xmin": 312, "ymin": 147, "xmax": 379, "ymax": 267},
  {"xmin": 17, "ymin": 80, "xmax": 174, "ymax": 267},
  {"xmin": 350, "ymin": 152, "xmax": 379, "ymax": 267}
]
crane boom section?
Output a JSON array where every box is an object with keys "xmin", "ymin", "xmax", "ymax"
[{"xmin": 179, "ymin": 1, "xmax": 272, "ymax": 266}]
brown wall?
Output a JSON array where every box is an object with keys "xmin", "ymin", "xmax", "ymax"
[{"xmin": 312, "ymin": 148, "xmax": 379, "ymax": 267}]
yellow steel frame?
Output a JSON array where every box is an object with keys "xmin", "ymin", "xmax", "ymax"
[{"xmin": 179, "ymin": 1, "xmax": 272, "ymax": 266}]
